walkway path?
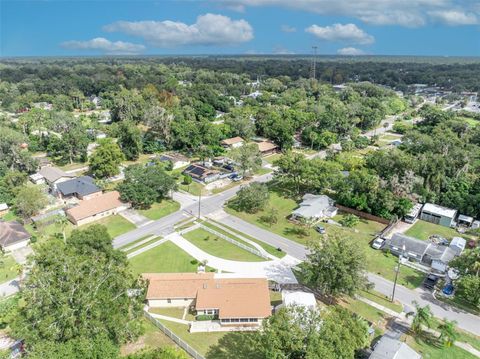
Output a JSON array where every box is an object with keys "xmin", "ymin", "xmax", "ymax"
[
  {"xmin": 0, "ymin": 278, "xmax": 20, "ymax": 297},
  {"xmin": 126, "ymin": 238, "xmax": 168, "ymax": 259},
  {"xmin": 148, "ymin": 312, "xmax": 192, "ymax": 325},
  {"xmin": 166, "ymin": 232, "xmax": 299, "ymax": 284}
]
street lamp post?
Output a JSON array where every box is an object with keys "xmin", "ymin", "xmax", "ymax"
[{"xmin": 391, "ymin": 244, "xmax": 406, "ymax": 302}]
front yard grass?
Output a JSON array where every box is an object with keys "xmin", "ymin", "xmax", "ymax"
[
  {"xmin": 405, "ymin": 220, "xmax": 472, "ymax": 241},
  {"xmin": 139, "ymin": 200, "xmax": 180, "ymax": 220},
  {"xmin": 82, "ymin": 214, "xmax": 135, "ymax": 238},
  {"xmin": 264, "ymin": 153, "xmax": 283, "ymax": 164},
  {"xmin": 178, "ymin": 181, "xmax": 207, "ymax": 196},
  {"xmin": 359, "ymin": 290, "xmax": 403, "ymax": 313},
  {"xmin": 129, "ymin": 241, "xmax": 200, "ymax": 275},
  {"xmin": 182, "ymin": 228, "xmax": 265, "ymax": 262},
  {"xmin": 405, "ymin": 334, "xmax": 477, "ymax": 359},
  {"xmin": 226, "ymin": 191, "xmax": 424, "ymax": 288},
  {"xmin": 0, "ymin": 255, "xmax": 19, "ymax": 282},
  {"xmin": 206, "ymin": 219, "xmax": 286, "ymax": 258}
]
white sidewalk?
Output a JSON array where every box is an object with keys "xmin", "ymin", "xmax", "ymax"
[{"xmin": 166, "ymin": 232, "xmax": 300, "ymax": 284}]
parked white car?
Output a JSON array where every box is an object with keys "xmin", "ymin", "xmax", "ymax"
[{"xmin": 371, "ymin": 238, "xmax": 385, "ymax": 250}]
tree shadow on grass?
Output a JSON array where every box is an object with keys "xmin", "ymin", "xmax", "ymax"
[{"xmin": 205, "ymin": 332, "xmax": 263, "ymax": 359}]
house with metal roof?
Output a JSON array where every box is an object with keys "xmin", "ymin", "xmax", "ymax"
[
  {"xmin": 158, "ymin": 153, "xmax": 190, "ymax": 170},
  {"xmin": 370, "ymin": 335, "xmax": 421, "ymax": 359},
  {"xmin": 291, "ymin": 194, "xmax": 337, "ymax": 223},
  {"xmin": 56, "ymin": 176, "xmax": 102, "ymax": 200},
  {"xmin": 420, "ymin": 203, "xmax": 457, "ymax": 227},
  {"xmin": 384, "ymin": 233, "xmax": 465, "ymax": 273}
]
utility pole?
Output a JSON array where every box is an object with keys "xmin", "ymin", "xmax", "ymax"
[
  {"xmin": 391, "ymin": 244, "xmax": 406, "ymax": 302},
  {"xmin": 311, "ymin": 46, "xmax": 318, "ymax": 80}
]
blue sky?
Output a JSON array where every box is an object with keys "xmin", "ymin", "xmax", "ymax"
[{"xmin": 1, "ymin": 0, "xmax": 479, "ymax": 57}]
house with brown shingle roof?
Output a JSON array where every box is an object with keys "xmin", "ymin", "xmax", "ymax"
[
  {"xmin": 65, "ymin": 191, "xmax": 129, "ymax": 226},
  {"xmin": 221, "ymin": 136, "xmax": 245, "ymax": 149},
  {"xmin": 256, "ymin": 141, "xmax": 279, "ymax": 156},
  {"xmin": 144, "ymin": 273, "xmax": 272, "ymax": 329},
  {"xmin": 0, "ymin": 221, "xmax": 31, "ymax": 252}
]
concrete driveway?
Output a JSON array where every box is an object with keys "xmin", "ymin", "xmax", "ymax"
[
  {"xmin": 167, "ymin": 232, "xmax": 300, "ymax": 284},
  {"xmin": 119, "ymin": 209, "xmax": 152, "ymax": 227}
]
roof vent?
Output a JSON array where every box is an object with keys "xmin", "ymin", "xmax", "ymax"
[{"xmin": 203, "ymin": 283, "xmax": 207, "ymax": 289}]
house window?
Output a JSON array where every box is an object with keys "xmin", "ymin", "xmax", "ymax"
[{"xmin": 167, "ymin": 299, "xmax": 171, "ymax": 304}]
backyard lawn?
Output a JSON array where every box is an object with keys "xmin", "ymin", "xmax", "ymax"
[
  {"xmin": 405, "ymin": 220, "xmax": 472, "ymax": 241},
  {"xmin": 264, "ymin": 153, "xmax": 283, "ymax": 164},
  {"xmin": 139, "ymin": 200, "xmax": 180, "ymax": 220},
  {"xmin": 150, "ymin": 307, "xmax": 185, "ymax": 319},
  {"xmin": 0, "ymin": 255, "xmax": 19, "ymax": 282},
  {"xmin": 121, "ymin": 318, "xmax": 176, "ymax": 356},
  {"xmin": 226, "ymin": 191, "xmax": 424, "ymax": 288},
  {"xmin": 129, "ymin": 241, "xmax": 200, "ymax": 275},
  {"xmin": 182, "ymin": 228, "xmax": 265, "ymax": 262}
]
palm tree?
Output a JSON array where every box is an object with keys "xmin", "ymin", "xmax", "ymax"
[
  {"xmin": 55, "ymin": 214, "xmax": 69, "ymax": 243},
  {"xmin": 438, "ymin": 319, "xmax": 458, "ymax": 347},
  {"xmin": 407, "ymin": 301, "xmax": 433, "ymax": 335}
]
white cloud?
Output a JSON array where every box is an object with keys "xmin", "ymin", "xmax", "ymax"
[
  {"xmin": 61, "ymin": 37, "xmax": 145, "ymax": 54},
  {"xmin": 306, "ymin": 23, "xmax": 374, "ymax": 44},
  {"xmin": 337, "ymin": 47, "xmax": 366, "ymax": 55},
  {"xmin": 104, "ymin": 13, "xmax": 253, "ymax": 47},
  {"xmin": 220, "ymin": 0, "xmax": 477, "ymax": 27},
  {"xmin": 281, "ymin": 25, "xmax": 296, "ymax": 32},
  {"xmin": 273, "ymin": 45, "xmax": 295, "ymax": 54},
  {"xmin": 428, "ymin": 10, "xmax": 478, "ymax": 25}
]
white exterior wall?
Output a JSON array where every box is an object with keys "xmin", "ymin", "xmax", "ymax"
[
  {"xmin": 432, "ymin": 260, "xmax": 447, "ymax": 273},
  {"xmin": 148, "ymin": 298, "xmax": 194, "ymax": 308},
  {"xmin": 173, "ymin": 161, "xmax": 190, "ymax": 170},
  {"xmin": 231, "ymin": 142, "xmax": 244, "ymax": 149},
  {"xmin": 3, "ymin": 239, "xmax": 30, "ymax": 252},
  {"xmin": 72, "ymin": 205, "xmax": 129, "ymax": 226}
]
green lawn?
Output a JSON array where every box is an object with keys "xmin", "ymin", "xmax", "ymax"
[
  {"xmin": 405, "ymin": 334, "xmax": 477, "ymax": 359},
  {"xmin": 178, "ymin": 181, "xmax": 207, "ymax": 196},
  {"xmin": 139, "ymin": 200, "xmax": 180, "ymax": 220},
  {"xmin": 270, "ymin": 290, "xmax": 283, "ymax": 306},
  {"xmin": 264, "ymin": 153, "xmax": 283, "ymax": 164},
  {"xmin": 206, "ymin": 219, "xmax": 286, "ymax": 258},
  {"xmin": 121, "ymin": 318, "xmax": 177, "ymax": 356},
  {"xmin": 182, "ymin": 228, "xmax": 265, "ymax": 262},
  {"xmin": 0, "ymin": 255, "xmax": 19, "ymax": 283},
  {"xmin": 359, "ymin": 290, "xmax": 403, "ymax": 313},
  {"xmin": 342, "ymin": 297, "xmax": 389, "ymax": 324},
  {"xmin": 81, "ymin": 214, "xmax": 136, "ymax": 238},
  {"xmin": 150, "ymin": 307, "xmax": 185, "ymax": 319},
  {"xmin": 158, "ymin": 320, "xmax": 229, "ymax": 356},
  {"xmin": 405, "ymin": 220, "xmax": 471, "ymax": 241},
  {"xmin": 1, "ymin": 211, "xmax": 18, "ymax": 221},
  {"xmin": 226, "ymin": 192, "xmax": 424, "ymax": 288},
  {"xmin": 124, "ymin": 237, "xmax": 163, "ymax": 254},
  {"xmin": 129, "ymin": 241, "xmax": 200, "ymax": 275}
]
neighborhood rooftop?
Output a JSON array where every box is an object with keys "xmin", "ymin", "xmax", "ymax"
[
  {"xmin": 66, "ymin": 191, "xmax": 124, "ymax": 222},
  {"xmin": 38, "ymin": 166, "xmax": 74, "ymax": 183},
  {"xmin": 422, "ymin": 203, "xmax": 457, "ymax": 218},
  {"xmin": 221, "ymin": 136, "xmax": 244, "ymax": 145},
  {"xmin": 56, "ymin": 176, "xmax": 100, "ymax": 197},
  {"xmin": 0, "ymin": 221, "xmax": 31, "ymax": 248}
]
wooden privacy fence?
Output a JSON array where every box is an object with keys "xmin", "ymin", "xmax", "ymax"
[
  {"xmin": 144, "ymin": 310, "xmax": 205, "ymax": 359},
  {"xmin": 335, "ymin": 204, "xmax": 391, "ymax": 225}
]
